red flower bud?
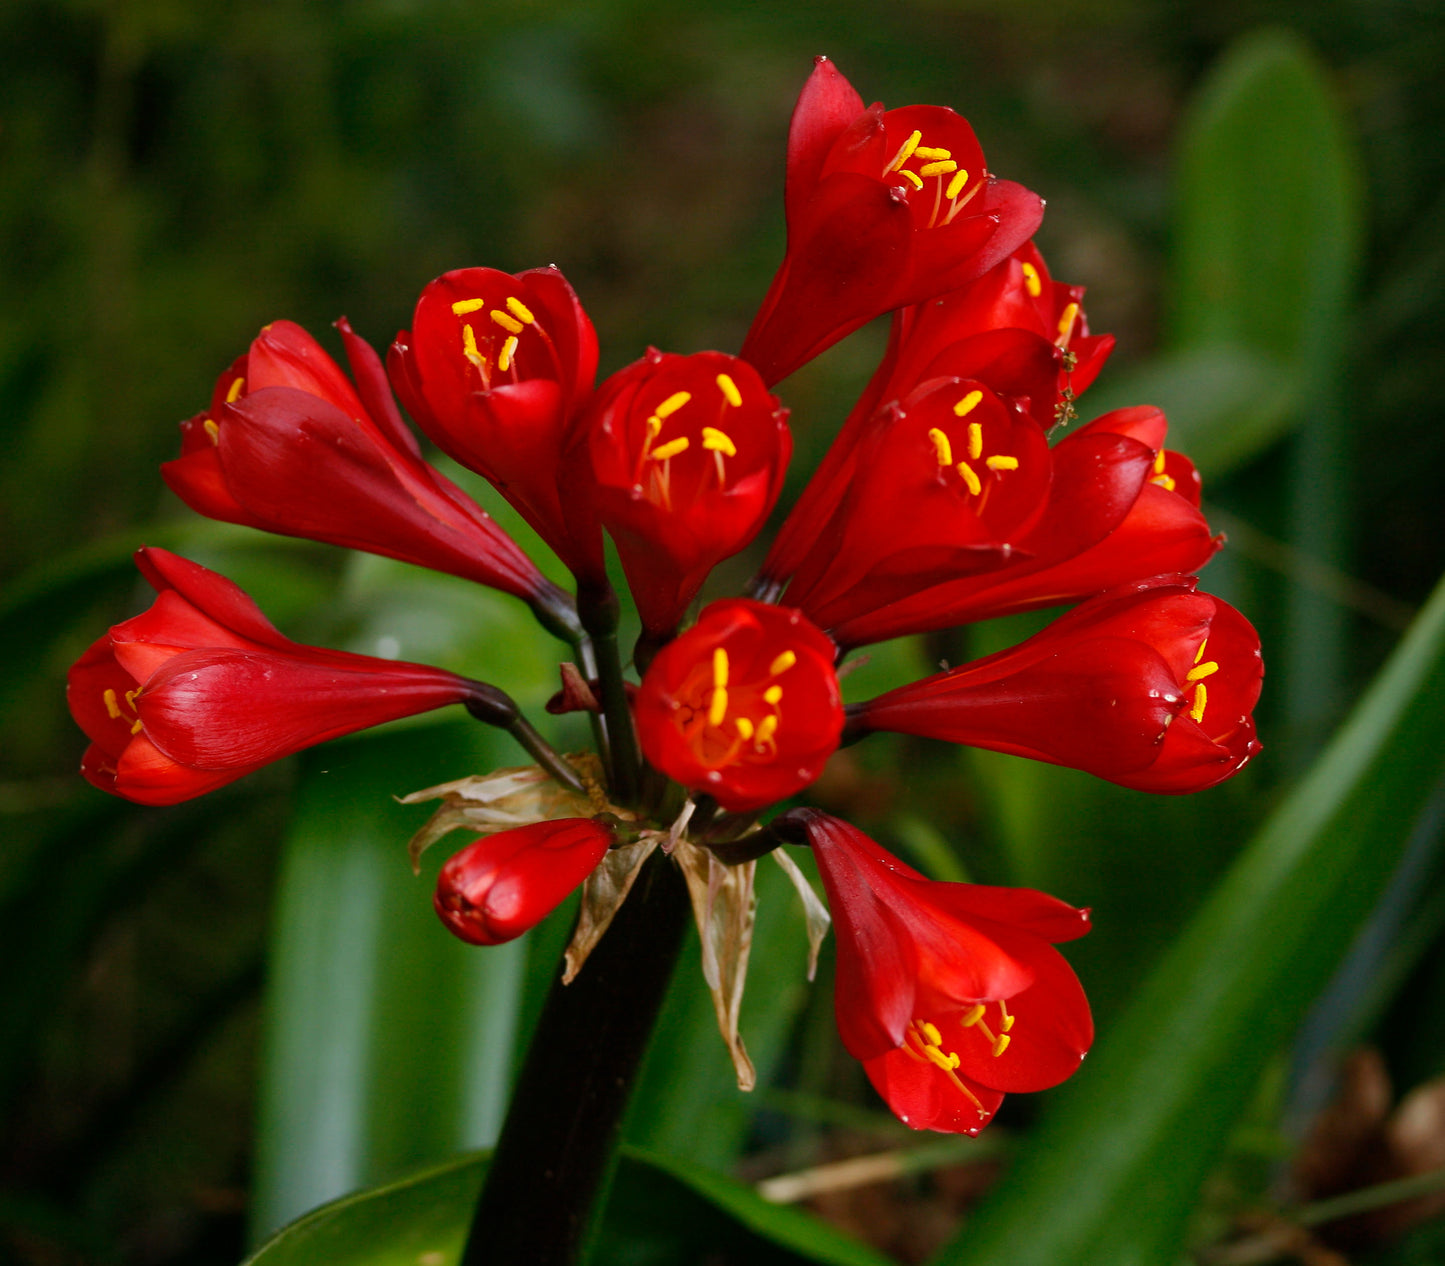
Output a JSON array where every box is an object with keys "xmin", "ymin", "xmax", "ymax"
[
  {"xmin": 740, "ymin": 58, "xmax": 1043, "ymax": 385},
  {"xmin": 854, "ymin": 575, "xmax": 1263, "ymax": 793},
  {"xmin": 577, "ymin": 351, "xmax": 791, "ymax": 635},
  {"xmin": 388, "ymin": 266, "xmax": 602, "ymax": 577},
  {"xmin": 67, "ymin": 549, "xmax": 480, "ymax": 806},
  {"xmin": 434, "ymin": 818, "xmax": 614, "ymax": 946},
  {"xmin": 163, "ymin": 320, "xmax": 559, "ymax": 609},
  {"xmin": 789, "ymin": 810, "xmax": 1092, "ymax": 1134},
  {"xmin": 634, "ymin": 600, "xmax": 842, "ymax": 812}
]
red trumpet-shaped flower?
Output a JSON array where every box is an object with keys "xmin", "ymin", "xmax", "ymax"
[
  {"xmin": 740, "ymin": 57, "xmax": 1044, "ymax": 386},
  {"xmin": 67, "ymin": 549, "xmax": 486, "ymax": 806},
  {"xmin": 829, "ymin": 406, "xmax": 1220, "ymax": 648},
  {"xmin": 852, "ymin": 575, "xmax": 1263, "ymax": 793},
  {"xmin": 434, "ymin": 818, "xmax": 615, "ymax": 946},
  {"xmin": 782, "ymin": 810, "xmax": 1092, "ymax": 1134},
  {"xmin": 388, "ymin": 266, "xmax": 601, "ymax": 577},
  {"xmin": 163, "ymin": 319, "xmax": 573, "ymax": 631},
  {"xmin": 577, "ymin": 350, "xmax": 790, "ymax": 635},
  {"xmin": 782, "ymin": 379, "xmax": 1051, "ymax": 630},
  {"xmin": 634, "ymin": 600, "xmax": 842, "ymax": 812}
]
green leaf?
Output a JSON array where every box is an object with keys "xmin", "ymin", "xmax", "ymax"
[{"xmin": 935, "ymin": 566, "xmax": 1445, "ymax": 1266}]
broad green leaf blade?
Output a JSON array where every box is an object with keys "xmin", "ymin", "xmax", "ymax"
[{"xmin": 937, "ymin": 566, "xmax": 1445, "ymax": 1266}]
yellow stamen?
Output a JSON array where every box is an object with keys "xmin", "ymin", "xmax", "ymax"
[
  {"xmin": 986, "ymin": 455, "xmax": 1019, "ymax": 471},
  {"xmin": 755, "ymin": 715, "xmax": 778, "ymax": 746},
  {"xmin": 462, "ymin": 323, "xmax": 485, "ymax": 367},
  {"xmin": 735, "ymin": 716, "xmax": 755, "ymax": 741},
  {"xmin": 203, "ymin": 418, "xmax": 220, "ymax": 444},
  {"xmin": 1186, "ymin": 660, "xmax": 1219, "ymax": 683},
  {"xmin": 924, "ymin": 1045, "xmax": 956, "ymax": 1071},
  {"xmin": 130, "ymin": 718, "xmax": 144, "ymax": 735},
  {"xmin": 957, "ymin": 461, "xmax": 982, "ymax": 496},
  {"xmin": 646, "ymin": 415, "xmax": 663, "ymax": 438},
  {"xmin": 1151, "ymin": 473, "xmax": 1177, "ymax": 492},
  {"xmin": 1021, "ymin": 261, "xmax": 1042, "ymax": 297},
  {"xmin": 763, "ymin": 685, "xmax": 782, "ymax": 706},
  {"xmin": 701, "ymin": 427, "xmax": 737, "ymax": 456},
  {"xmin": 713, "ymin": 647, "xmax": 729, "ymax": 690},
  {"xmin": 103, "ymin": 688, "xmax": 122, "ymax": 720},
  {"xmin": 927, "ymin": 427, "xmax": 953, "ymax": 466},
  {"xmin": 450, "ymin": 297, "xmax": 485, "ymax": 315},
  {"xmin": 125, "ymin": 688, "xmax": 141, "ymax": 710},
  {"xmin": 888, "ymin": 129, "xmax": 922, "ymax": 171},
  {"xmin": 1153, "ymin": 449, "xmax": 1167, "ymax": 474},
  {"xmin": 897, "ymin": 167, "xmax": 924, "ymax": 191},
  {"xmin": 968, "ymin": 421, "xmax": 983, "ymax": 461},
  {"xmin": 504, "ymin": 295, "xmax": 535, "ymax": 323},
  {"xmin": 999, "ymin": 1000, "xmax": 1014, "ymax": 1032},
  {"xmin": 1056, "ymin": 301, "xmax": 1079, "ymax": 344},
  {"xmin": 498, "ymin": 335, "xmax": 518, "ymax": 372},
  {"xmin": 921, "ymin": 1020, "xmax": 942, "ymax": 1046},
  {"xmin": 1190, "ymin": 681, "xmax": 1208, "ymax": 723},
  {"xmin": 769, "ymin": 650, "xmax": 797, "ymax": 676},
  {"xmin": 226, "ymin": 376, "xmax": 246, "ymax": 404},
  {"xmin": 953, "ymin": 389, "xmax": 983, "ymax": 417},
  {"xmin": 993, "ymin": 1034, "xmax": 1011, "ymax": 1057},
  {"xmin": 716, "ymin": 373, "xmax": 742, "ymax": 407},
  {"xmin": 650, "ymin": 436, "xmax": 690, "ymax": 461},
  {"xmin": 654, "ymin": 391, "xmax": 692, "ymax": 419},
  {"xmin": 919, "ymin": 159, "xmax": 958, "ymax": 178},
  {"xmin": 914, "ymin": 146, "xmax": 952, "ymax": 160},
  {"xmin": 709, "ymin": 688, "xmax": 728, "ymax": 727},
  {"xmin": 1194, "ymin": 639, "xmax": 1208, "ymax": 664},
  {"xmin": 945, "ymin": 168, "xmax": 970, "ymax": 200},
  {"xmin": 489, "ymin": 309, "xmax": 524, "ymax": 335},
  {"xmin": 961, "ymin": 1003, "xmax": 986, "ymax": 1027}
]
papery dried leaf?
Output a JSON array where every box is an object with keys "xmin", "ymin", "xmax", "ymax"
[
  {"xmin": 772, "ymin": 845, "xmax": 832, "ymax": 981},
  {"xmin": 562, "ymin": 837, "xmax": 659, "ymax": 984},
  {"xmin": 675, "ymin": 839, "xmax": 757, "ymax": 1091}
]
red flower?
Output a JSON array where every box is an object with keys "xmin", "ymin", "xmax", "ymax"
[
  {"xmin": 781, "ymin": 379, "xmax": 1052, "ymax": 629},
  {"xmin": 829, "ymin": 406, "xmax": 1220, "ymax": 648},
  {"xmin": 388, "ymin": 266, "xmax": 601, "ymax": 577},
  {"xmin": 67, "ymin": 549, "xmax": 481, "ymax": 806},
  {"xmin": 162, "ymin": 319, "xmax": 570, "ymax": 625},
  {"xmin": 740, "ymin": 57, "xmax": 1044, "ymax": 386},
  {"xmin": 434, "ymin": 818, "xmax": 614, "ymax": 946},
  {"xmin": 852, "ymin": 575, "xmax": 1263, "ymax": 793},
  {"xmin": 784, "ymin": 809, "xmax": 1092, "ymax": 1134},
  {"xmin": 633, "ymin": 600, "xmax": 842, "ymax": 812},
  {"xmin": 576, "ymin": 350, "xmax": 791, "ymax": 635}
]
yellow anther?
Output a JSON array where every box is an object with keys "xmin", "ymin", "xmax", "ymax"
[
  {"xmin": 927, "ymin": 427, "xmax": 953, "ymax": 467},
  {"xmin": 650, "ymin": 436, "xmax": 690, "ymax": 461},
  {"xmin": 103, "ymin": 688, "xmax": 122, "ymax": 720},
  {"xmin": 1021, "ymin": 261, "xmax": 1042, "ymax": 297},
  {"xmin": 450, "ymin": 297, "xmax": 485, "ymax": 315},
  {"xmin": 914, "ymin": 146, "xmax": 952, "ymax": 160},
  {"xmin": 1151, "ymin": 473, "xmax": 1177, "ymax": 492},
  {"xmin": 953, "ymin": 389, "xmax": 983, "ymax": 417},
  {"xmin": 462, "ymin": 323, "xmax": 484, "ymax": 366},
  {"xmin": 769, "ymin": 650, "xmax": 797, "ymax": 676},
  {"xmin": 504, "ymin": 295, "xmax": 535, "ymax": 323},
  {"xmin": 226, "ymin": 376, "xmax": 246, "ymax": 404},
  {"xmin": 713, "ymin": 647, "xmax": 729, "ymax": 690},
  {"xmin": 1194, "ymin": 638, "xmax": 1208, "ymax": 664},
  {"xmin": 1186, "ymin": 660, "xmax": 1219, "ymax": 683},
  {"xmin": 968, "ymin": 421, "xmax": 983, "ymax": 460},
  {"xmin": 1190, "ymin": 681, "xmax": 1208, "ymax": 723},
  {"xmin": 654, "ymin": 391, "xmax": 692, "ymax": 419},
  {"xmin": 130, "ymin": 718, "xmax": 144, "ymax": 735},
  {"xmin": 755, "ymin": 714, "xmax": 779, "ymax": 746},
  {"xmin": 898, "ymin": 167, "xmax": 924, "ymax": 191},
  {"xmin": 924, "ymin": 1045, "xmax": 955, "ymax": 1071},
  {"xmin": 919, "ymin": 159, "xmax": 958, "ymax": 178},
  {"xmin": 489, "ymin": 309, "xmax": 524, "ymax": 335},
  {"xmin": 125, "ymin": 688, "xmax": 141, "ymax": 709},
  {"xmin": 646, "ymin": 415, "xmax": 663, "ymax": 437},
  {"xmin": 203, "ymin": 418, "xmax": 220, "ymax": 444},
  {"xmin": 701, "ymin": 427, "xmax": 737, "ymax": 456},
  {"xmin": 945, "ymin": 168, "xmax": 970, "ymax": 200},
  {"xmin": 921, "ymin": 1020, "xmax": 943, "ymax": 1046},
  {"xmin": 716, "ymin": 373, "xmax": 742, "ymax": 407},
  {"xmin": 888, "ymin": 129, "xmax": 922, "ymax": 171},
  {"xmin": 709, "ymin": 686, "xmax": 729, "ymax": 728},
  {"xmin": 735, "ymin": 716, "xmax": 755, "ymax": 741},
  {"xmin": 957, "ymin": 461, "xmax": 982, "ymax": 496},
  {"xmin": 763, "ymin": 685, "xmax": 783, "ymax": 706},
  {"xmin": 986, "ymin": 455, "xmax": 1019, "ymax": 471},
  {"xmin": 999, "ymin": 1000, "xmax": 1015, "ymax": 1032},
  {"xmin": 498, "ymin": 335, "xmax": 518, "ymax": 372},
  {"xmin": 993, "ymin": 1034, "xmax": 1011, "ymax": 1057},
  {"xmin": 961, "ymin": 1003, "xmax": 986, "ymax": 1027},
  {"xmin": 1153, "ymin": 449, "xmax": 1167, "ymax": 474},
  {"xmin": 1056, "ymin": 301, "xmax": 1080, "ymax": 344}
]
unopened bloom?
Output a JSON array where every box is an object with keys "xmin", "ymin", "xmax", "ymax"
[
  {"xmin": 388, "ymin": 266, "xmax": 600, "ymax": 576},
  {"xmin": 68, "ymin": 548, "xmax": 486, "ymax": 806},
  {"xmin": 852, "ymin": 575, "xmax": 1263, "ymax": 793},
  {"xmin": 163, "ymin": 319, "xmax": 571, "ymax": 628},
  {"xmin": 785, "ymin": 809, "xmax": 1092, "ymax": 1134},
  {"xmin": 434, "ymin": 818, "xmax": 615, "ymax": 946},
  {"xmin": 740, "ymin": 57, "xmax": 1044, "ymax": 386},
  {"xmin": 577, "ymin": 350, "xmax": 790, "ymax": 635},
  {"xmin": 634, "ymin": 600, "xmax": 842, "ymax": 812}
]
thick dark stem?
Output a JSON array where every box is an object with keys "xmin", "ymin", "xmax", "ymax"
[
  {"xmin": 578, "ymin": 582, "xmax": 641, "ymax": 806},
  {"xmin": 461, "ymin": 850, "xmax": 691, "ymax": 1266},
  {"xmin": 462, "ymin": 688, "xmax": 587, "ymax": 796}
]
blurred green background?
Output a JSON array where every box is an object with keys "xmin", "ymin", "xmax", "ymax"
[{"xmin": 3, "ymin": 1, "xmax": 1445, "ymax": 1264}]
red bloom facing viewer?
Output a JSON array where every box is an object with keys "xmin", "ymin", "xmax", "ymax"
[
  {"xmin": 435, "ymin": 819, "xmax": 616, "ymax": 946},
  {"xmin": 783, "ymin": 810, "xmax": 1093, "ymax": 1134},
  {"xmin": 634, "ymin": 600, "xmax": 842, "ymax": 812},
  {"xmin": 852, "ymin": 576, "xmax": 1263, "ymax": 793},
  {"xmin": 67, "ymin": 549, "xmax": 484, "ymax": 806}
]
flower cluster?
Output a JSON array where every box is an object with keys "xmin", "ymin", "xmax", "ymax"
[{"xmin": 67, "ymin": 58, "xmax": 1261, "ymax": 1135}]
